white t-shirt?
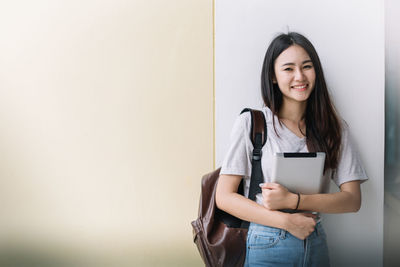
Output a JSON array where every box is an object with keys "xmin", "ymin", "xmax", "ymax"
[{"xmin": 220, "ymin": 107, "xmax": 368, "ymax": 205}]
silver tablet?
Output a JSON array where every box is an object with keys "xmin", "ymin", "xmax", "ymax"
[{"xmin": 271, "ymin": 152, "xmax": 326, "ymax": 194}]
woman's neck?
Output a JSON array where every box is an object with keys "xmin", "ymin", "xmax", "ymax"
[{"xmin": 279, "ymin": 99, "xmax": 307, "ymax": 123}]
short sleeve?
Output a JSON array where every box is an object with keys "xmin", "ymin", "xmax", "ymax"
[
  {"xmin": 332, "ymin": 123, "xmax": 369, "ymax": 187},
  {"xmin": 220, "ymin": 112, "xmax": 254, "ymax": 177}
]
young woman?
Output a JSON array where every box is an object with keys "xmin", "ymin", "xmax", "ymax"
[{"xmin": 215, "ymin": 32, "xmax": 368, "ymax": 266}]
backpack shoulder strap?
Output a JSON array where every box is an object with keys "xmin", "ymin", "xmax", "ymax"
[
  {"xmin": 240, "ymin": 108, "xmax": 267, "ymax": 229},
  {"xmin": 240, "ymin": 108, "xmax": 267, "ymax": 199},
  {"xmin": 240, "ymin": 108, "xmax": 267, "ymax": 148}
]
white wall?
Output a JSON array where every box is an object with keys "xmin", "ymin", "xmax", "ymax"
[{"xmin": 215, "ymin": 1, "xmax": 384, "ymax": 266}]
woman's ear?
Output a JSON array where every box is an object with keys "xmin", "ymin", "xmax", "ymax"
[{"xmin": 272, "ymin": 76, "xmax": 277, "ymax": 84}]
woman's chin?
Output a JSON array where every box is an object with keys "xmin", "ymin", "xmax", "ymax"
[{"xmin": 284, "ymin": 94, "xmax": 310, "ymax": 103}]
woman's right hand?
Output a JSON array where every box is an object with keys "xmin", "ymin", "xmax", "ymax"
[{"xmin": 285, "ymin": 213, "xmax": 317, "ymax": 240}]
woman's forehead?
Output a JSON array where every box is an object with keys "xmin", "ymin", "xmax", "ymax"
[{"xmin": 275, "ymin": 45, "xmax": 311, "ymax": 66}]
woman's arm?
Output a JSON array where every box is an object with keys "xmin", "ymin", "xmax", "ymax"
[
  {"xmin": 261, "ymin": 180, "xmax": 362, "ymax": 213},
  {"xmin": 216, "ymin": 174, "xmax": 317, "ymax": 240}
]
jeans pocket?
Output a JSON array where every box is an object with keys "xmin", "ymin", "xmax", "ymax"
[{"xmin": 247, "ymin": 230, "xmax": 281, "ymax": 249}]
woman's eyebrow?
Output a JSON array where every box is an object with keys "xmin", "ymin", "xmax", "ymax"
[
  {"xmin": 281, "ymin": 59, "xmax": 312, "ymax": 67},
  {"xmin": 281, "ymin": 62, "xmax": 295, "ymax": 67}
]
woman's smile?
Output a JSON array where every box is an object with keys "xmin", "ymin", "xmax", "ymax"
[{"xmin": 291, "ymin": 84, "xmax": 308, "ymax": 91}]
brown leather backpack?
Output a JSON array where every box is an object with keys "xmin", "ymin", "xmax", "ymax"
[{"xmin": 191, "ymin": 109, "xmax": 267, "ymax": 267}]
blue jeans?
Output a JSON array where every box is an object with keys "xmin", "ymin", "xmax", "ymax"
[{"xmin": 245, "ymin": 222, "xmax": 330, "ymax": 267}]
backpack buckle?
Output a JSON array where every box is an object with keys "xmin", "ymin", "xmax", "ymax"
[{"xmin": 252, "ymin": 148, "xmax": 262, "ymax": 161}]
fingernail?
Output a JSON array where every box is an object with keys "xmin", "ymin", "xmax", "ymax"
[{"xmin": 259, "ymin": 183, "xmax": 265, "ymax": 187}]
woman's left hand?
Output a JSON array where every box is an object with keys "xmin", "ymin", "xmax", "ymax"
[{"xmin": 260, "ymin": 182, "xmax": 297, "ymax": 210}]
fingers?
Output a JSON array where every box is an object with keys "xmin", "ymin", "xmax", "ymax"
[
  {"xmin": 259, "ymin": 182, "xmax": 281, "ymax": 189},
  {"xmin": 298, "ymin": 212, "xmax": 318, "ymax": 224},
  {"xmin": 301, "ymin": 212, "xmax": 317, "ymax": 218}
]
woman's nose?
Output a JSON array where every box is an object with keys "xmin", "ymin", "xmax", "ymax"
[{"xmin": 294, "ymin": 69, "xmax": 305, "ymax": 81}]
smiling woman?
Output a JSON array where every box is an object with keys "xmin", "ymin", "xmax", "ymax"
[{"xmin": 215, "ymin": 32, "xmax": 368, "ymax": 266}]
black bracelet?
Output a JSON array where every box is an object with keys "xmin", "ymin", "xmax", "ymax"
[{"xmin": 294, "ymin": 193, "xmax": 301, "ymax": 211}]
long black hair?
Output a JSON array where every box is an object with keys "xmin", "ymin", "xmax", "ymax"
[{"xmin": 261, "ymin": 32, "xmax": 342, "ymax": 171}]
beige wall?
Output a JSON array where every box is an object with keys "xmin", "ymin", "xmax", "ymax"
[{"xmin": 0, "ymin": 0, "xmax": 212, "ymax": 266}]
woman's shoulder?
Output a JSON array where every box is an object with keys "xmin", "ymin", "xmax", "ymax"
[
  {"xmin": 339, "ymin": 118, "xmax": 350, "ymax": 136},
  {"xmin": 230, "ymin": 111, "xmax": 252, "ymax": 138},
  {"xmin": 231, "ymin": 107, "xmax": 272, "ymax": 137},
  {"xmin": 235, "ymin": 107, "xmax": 273, "ymax": 128},
  {"xmin": 261, "ymin": 106, "xmax": 274, "ymax": 124}
]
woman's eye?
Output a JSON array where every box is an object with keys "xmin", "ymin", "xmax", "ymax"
[
  {"xmin": 304, "ymin": 65, "xmax": 313, "ymax": 69},
  {"xmin": 284, "ymin": 68, "xmax": 293, "ymax": 71}
]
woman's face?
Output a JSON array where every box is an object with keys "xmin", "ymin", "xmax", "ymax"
[{"xmin": 273, "ymin": 45, "xmax": 316, "ymax": 104}]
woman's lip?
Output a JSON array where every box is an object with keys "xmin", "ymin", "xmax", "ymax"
[{"xmin": 291, "ymin": 84, "xmax": 308, "ymax": 91}]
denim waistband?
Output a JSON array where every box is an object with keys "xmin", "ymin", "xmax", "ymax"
[{"xmin": 248, "ymin": 221, "xmax": 323, "ymax": 239}]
